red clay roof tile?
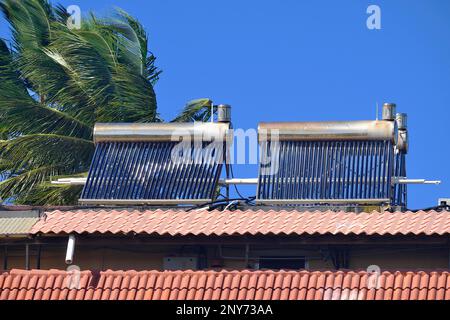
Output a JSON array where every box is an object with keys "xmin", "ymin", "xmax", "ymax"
[
  {"xmin": 30, "ymin": 209, "xmax": 450, "ymax": 236},
  {"xmin": 1, "ymin": 269, "xmax": 448, "ymax": 300}
]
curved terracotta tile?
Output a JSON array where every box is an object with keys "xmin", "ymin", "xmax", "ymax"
[
  {"xmin": 0, "ymin": 269, "xmax": 448, "ymax": 300},
  {"xmin": 30, "ymin": 210, "xmax": 450, "ymax": 237}
]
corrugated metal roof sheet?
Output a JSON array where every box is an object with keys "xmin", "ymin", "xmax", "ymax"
[
  {"xmin": 0, "ymin": 269, "xmax": 449, "ymax": 300},
  {"xmin": 0, "ymin": 211, "xmax": 39, "ymax": 236},
  {"xmin": 31, "ymin": 209, "xmax": 450, "ymax": 236}
]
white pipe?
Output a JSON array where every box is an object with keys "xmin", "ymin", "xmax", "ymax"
[
  {"xmin": 218, "ymin": 178, "xmax": 258, "ymax": 185},
  {"xmin": 52, "ymin": 177, "xmax": 442, "ymax": 186},
  {"xmin": 220, "ymin": 178, "xmax": 442, "ymax": 185},
  {"xmin": 51, "ymin": 178, "xmax": 86, "ymax": 185},
  {"xmin": 65, "ymin": 234, "xmax": 76, "ymax": 265},
  {"xmin": 394, "ymin": 178, "xmax": 441, "ymax": 185},
  {"xmin": 223, "ymin": 200, "xmax": 239, "ymax": 211}
]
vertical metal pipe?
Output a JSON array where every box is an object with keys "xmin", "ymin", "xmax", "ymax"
[
  {"xmin": 381, "ymin": 141, "xmax": 388, "ymax": 198},
  {"xmin": 256, "ymin": 141, "xmax": 265, "ymax": 199},
  {"xmin": 337, "ymin": 141, "xmax": 345, "ymax": 199},
  {"xmin": 301, "ymin": 142, "xmax": 310, "ymax": 199},
  {"xmin": 225, "ymin": 145, "xmax": 231, "ymax": 200},
  {"xmin": 138, "ymin": 142, "xmax": 159, "ymax": 199},
  {"xmin": 349, "ymin": 142, "xmax": 356, "ymax": 199},
  {"xmin": 80, "ymin": 144, "xmax": 101, "ymax": 198},
  {"xmin": 129, "ymin": 143, "xmax": 150, "ymax": 199},
  {"xmin": 367, "ymin": 142, "xmax": 374, "ymax": 198},
  {"xmin": 244, "ymin": 244, "xmax": 250, "ymax": 267},
  {"xmin": 310, "ymin": 142, "xmax": 316, "ymax": 199},
  {"xmin": 318, "ymin": 141, "xmax": 329, "ymax": 199},
  {"xmin": 25, "ymin": 244, "xmax": 30, "ymax": 270},
  {"xmin": 387, "ymin": 141, "xmax": 395, "ymax": 203},
  {"xmin": 36, "ymin": 245, "xmax": 41, "ymax": 269},
  {"xmin": 3, "ymin": 246, "xmax": 8, "ymax": 270}
]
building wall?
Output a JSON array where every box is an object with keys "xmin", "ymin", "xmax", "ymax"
[
  {"xmin": 2, "ymin": 242, "xmax": 448, "ymax": 271},
  {"xmin": 349, "ymin": 247, "xmax": 449, "ymax": 270}
]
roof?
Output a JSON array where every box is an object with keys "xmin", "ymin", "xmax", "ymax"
[
  {"xmin": 0, "ymin": 210, "xmax": 40, "ymax": 237},
  {"xmin": 30, "ymin": 209, "xmax": 450, "ymax": 236},
  {"xmin": 0, "ymin": 269, "xmax": 448, "ymax": 300}
]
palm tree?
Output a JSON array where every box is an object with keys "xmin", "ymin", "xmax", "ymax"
[{"xmin": 0, "ymin": 0, "xmax": 211, "ymax": 205}]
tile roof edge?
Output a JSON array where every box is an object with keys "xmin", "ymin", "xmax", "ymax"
[
  {"xmin": 3, "ymin": 268, "xmax": 450, "ymax": 275},
  {"xmin": 41, "ymin": 209, "xmax": 450, "ymax": 214}
]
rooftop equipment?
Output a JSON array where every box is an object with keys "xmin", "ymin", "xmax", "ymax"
[
  {"xmin": 71, "ymin": 101, "xmax": 439, "ymax": 210},
  {"xmin": 256, "ymin": 103, "xmax": 409, "ymax": 208},
  {"xmin": 79, "ymin": 122, "xmax": 230, "ymax": 205},
  {"xmin": 393, "ymin": 112, "xmax": 408, "ymax": 208}
]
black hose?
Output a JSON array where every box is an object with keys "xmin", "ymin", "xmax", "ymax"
[
  {"xmin": 229, "ymin": 164, "xmax": 246, "ymax": 199},
  {"xmin": 408, "ymin": 204, "xmax": 450, "ymax": 212},
  {"xmin": 186, "ymin": 196, "xmax": 256, "ymax": 211}
]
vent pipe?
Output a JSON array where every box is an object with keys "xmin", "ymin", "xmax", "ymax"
[
  {"xmin": 65, "ymin": 234, "xmax": 76, "ymax": 265},
  {"xmin": 382, "ymin": 103, "xmax": 396, "ymax": 121},
  {"xmin": 217, "ymin": 104, "xmax": 231, "ymax": 123}
]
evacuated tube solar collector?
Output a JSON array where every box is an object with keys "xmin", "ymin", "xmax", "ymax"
[
  {"xmin": 80, "ymin": 122, "xmax": 230, "ymax": 205},
  {"xmin": 257, "ymin": 119, "xmax": 397, "ymax": 206}
]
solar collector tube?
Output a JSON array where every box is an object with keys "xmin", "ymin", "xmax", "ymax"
[{"xmin": 257, "ymin": 140, "xmax": 393, "ymax": 203}]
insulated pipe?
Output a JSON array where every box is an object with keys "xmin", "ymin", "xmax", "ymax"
[
  {"xmin": 258, "ymin": 120, "xmax": 396, "ymax": 142},
  {"xmin": 25, "ymin": 244, "xmax": 29, "ymax": 270},
  {"xmin": 65, "ymin": 234, "xmax": 76, "ymax": 265},
  {"xmin": 93, "ymin": 122, "xmax": 231, "ymax": 144},
  {"xmin": 394, "ymin": 178, "xmax": 441, "ymax": 185},
  {"xmin": 55, "ymin": 177, "xmax": 441, "ymax": 186},
  {"xmin": 218, "ymin": 178, "xmax": 258, "ymax": 185}
]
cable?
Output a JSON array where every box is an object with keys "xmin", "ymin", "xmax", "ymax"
[
  {"xmin": 186, "ymin": 196, "xmax": 255, "ymax": 211},
  {"xmin": 408, "ymin": 204, "xmax": 450, "ymax": 213},
  {"xmin": 223, "ymin": 200, "xmax": 239, "ymax": 211},
  {"xmin": 229, "ymin": 164, "xmax": 247, "ymax": 199}
]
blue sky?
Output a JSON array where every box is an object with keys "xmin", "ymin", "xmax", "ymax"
[{"xmin": 1, "ymin": 0, "xmax": 449, "ymax": 208}]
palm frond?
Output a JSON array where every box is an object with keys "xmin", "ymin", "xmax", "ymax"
[
  {"xmin": 0, "ymin": 165, "xmax": 64, "ymax": 200},
  {"xmin": 0, "ymin": 1, "xmax": 162, "ymax": 204},
  {"xmin": 115, "ymin": 8, "xmax": 147, "ymax": 64},
  {"xmin": 171, "ymin": 98, "xmax": 213, "ymax": 122},
  {"xmin": 145, "ymin": 54, "xmax": 161, "ymax": 85},
  {"xmin": 0, "ymin": 39, "xmax": 93, "ymax": 138},
  {"xmin": 0, "ymin": 134, "xmax": 93, "ymax": 173},
  {"xmin": 0, "ymin": 0, "xmax": 52, "ymax": 50},
  {"xmin": 16, "ymin": 183, "xmax": 83, "ymax": 205},
  {"xmin": 1, "ymin": 102, "xmax": 93, "ymax": 139}
]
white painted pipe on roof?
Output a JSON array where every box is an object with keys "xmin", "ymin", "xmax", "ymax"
[
  {"xmin": 218, "ymin": 178, "xmax": 258, "ymax": 185},
  {"xmin": 394, "ymin": 178, "xmax": 441, "ymax": 185},
  {"xmin": 51, "ymin": 177, "xmax": 442, "ymax": 186},
  {"xmin": 219, "ymin": 178, "xmax": 442, "ymax": 185},
  {"xmin": 51, "ymin": 178, "xmax": 87, "ymax": 185},
  {"xmin": 65, "ymin": 234, "xmax": 76, "ymax": 265}
]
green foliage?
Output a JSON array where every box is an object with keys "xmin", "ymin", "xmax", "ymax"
[
  {"xmin": 0, "ymin": 0, "xmax": 160, "ymax": 204},
  {"xmin": 0, "ymin": 0, "xmax": 213, "ymax": 205},
  {"xmin": 17, "ymin": 183, "xmax": 84, "ymax": 205},
  {"xmin": 171, "ymin": 98, "xmax": 213, "ymax": 123}
]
